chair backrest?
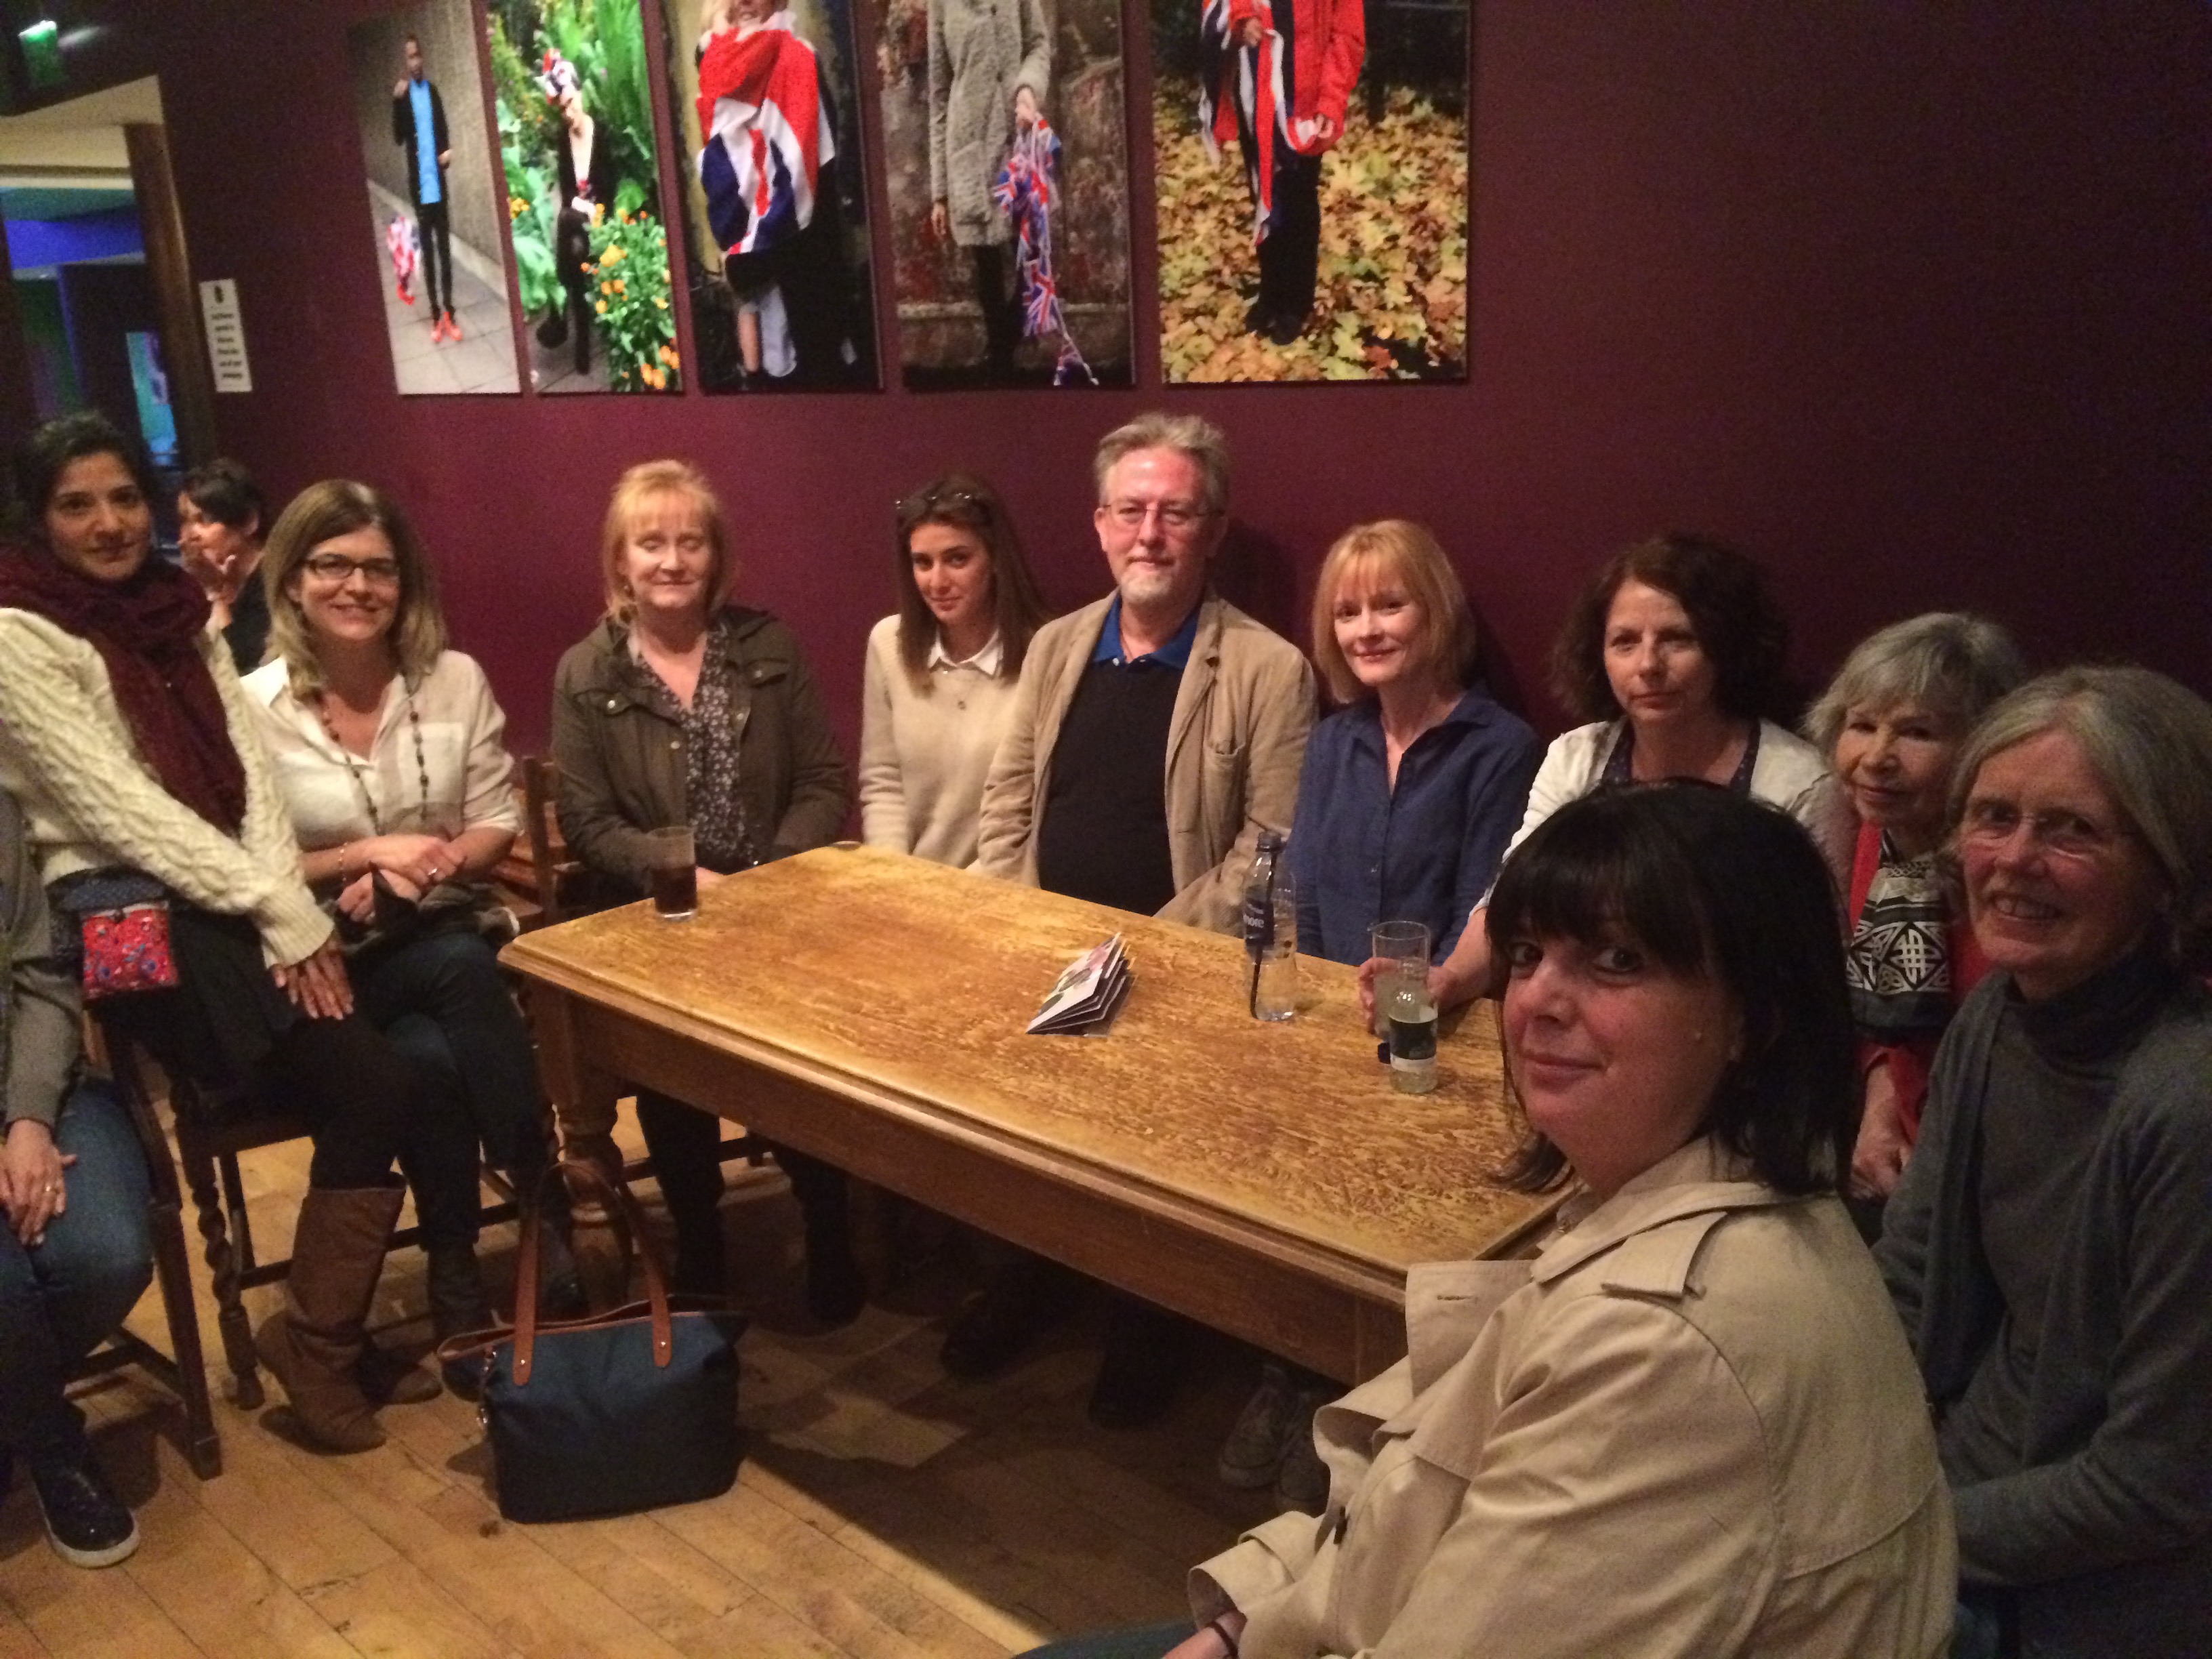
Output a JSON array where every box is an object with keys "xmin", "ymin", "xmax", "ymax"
[{"xmin": 516, "ymin": 755, "xmax": 585, "ymax": 930}]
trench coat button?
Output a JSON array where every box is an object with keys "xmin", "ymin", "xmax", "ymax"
[
  {"xmin": 669, "ymin": 739, "xmax": 680, "ymax": 750},
  {"xmin": 605, "ymin": 697, "xmax": 619, "ymax": 711}
]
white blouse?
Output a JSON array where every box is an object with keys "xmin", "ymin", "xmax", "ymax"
[{"xmin": 243, "ymin": 650, "xmax": 520, "ymax": 850}]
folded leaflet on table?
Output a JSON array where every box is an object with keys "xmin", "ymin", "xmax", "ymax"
[{"xmin": 1027, "ymin": 933, "xmax": 1131, "ymax": 1034}]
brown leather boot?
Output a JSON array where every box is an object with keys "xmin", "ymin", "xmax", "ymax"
[{"xmin": 253, "ymin": 1185, "xmax": 405, "ymax": 1453}]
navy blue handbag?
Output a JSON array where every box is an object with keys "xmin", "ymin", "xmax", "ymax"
[{"xmin": 440, "ymin": 1162, "xmax": 746, "ymax": 1523}]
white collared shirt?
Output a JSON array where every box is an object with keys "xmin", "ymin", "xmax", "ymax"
[
  {"xmin": 243, "ymin": 650, "xmax": 520, "ymax": 847},
  {"xmin": 926, "ymin": 630, "xmax": 1004, "ymax": 677}
]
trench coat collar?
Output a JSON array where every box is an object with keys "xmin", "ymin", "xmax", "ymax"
[{"xmin": 1528, "ymin": 1137, "xmax": 1788, "ymax": 1288}]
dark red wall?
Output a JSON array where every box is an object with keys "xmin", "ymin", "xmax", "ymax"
[{"xmin": 142, "ymin": 0, "xmax": 2211, "ymax": 754}]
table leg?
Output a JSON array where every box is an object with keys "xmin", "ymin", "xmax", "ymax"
[{"xmin": 532, "ymin": 987, "xmax": 632, "ymax": 1307}]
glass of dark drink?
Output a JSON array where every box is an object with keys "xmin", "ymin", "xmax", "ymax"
[{"xmin": 644, "ymin": 825, "xmax": 697, "ymax": 920}]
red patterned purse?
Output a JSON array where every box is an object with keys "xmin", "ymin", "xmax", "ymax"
[{"xmin": 49, "ymin": 869, "xmax": 180, "ymax": 1000}]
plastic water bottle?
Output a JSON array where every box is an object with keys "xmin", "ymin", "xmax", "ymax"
[{"xmin": 1243, "ymin": 832, "xmax": 1298, "ymax": 1021}]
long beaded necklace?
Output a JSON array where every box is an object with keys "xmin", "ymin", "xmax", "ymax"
[{"xmin": 314, "ymin": 679, "xmax": 431, "ymax": 835}]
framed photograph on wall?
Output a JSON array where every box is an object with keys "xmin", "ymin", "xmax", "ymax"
[
  {"xmin": 1151, "ymin": 0, "xmax": 1469, "ymax": 383},
  {"xmin": 877, "ymin": 0, "xmax": 1134, "ymax": 389},
  {"xmin": 487, "ymin": 0, "xmax": 683, "ymax": 392},
  {"xmin": 657, "ymin": 0, "xmax": 880, "ymax": 392},
  {"xmin": 346, "ymin": 2, "xmax": 523, "ymax": 395}
]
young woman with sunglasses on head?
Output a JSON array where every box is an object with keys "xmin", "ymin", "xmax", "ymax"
[{"xmin": 861, "ymin": 473, "xmax": 1052, "ymax": 868}]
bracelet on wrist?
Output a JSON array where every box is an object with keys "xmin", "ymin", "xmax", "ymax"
[{"xmin": 1206, "ymin": 1616, "xmax": 1240, "ymax": 1657}]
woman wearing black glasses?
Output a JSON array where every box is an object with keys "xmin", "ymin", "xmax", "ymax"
[
  {"xmin": 0, "ymin": 415, "xmax": 461, "ymax": 1455},
  {"xmin": 861, "ymin": 474, "xmax": 1051, "ymax": 868},
  {"xmin": 244, "ymin": 480, "xmax": 567, "ymax": 1390}
]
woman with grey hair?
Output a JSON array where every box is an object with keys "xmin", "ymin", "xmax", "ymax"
[
  {"xmin": 1803, "ymin": 613, "xmax": 2024, "ymax": 1200},
  {"xmin": 1876, "ymin": 665, "xmax": 2212, "ymax": 1659}
]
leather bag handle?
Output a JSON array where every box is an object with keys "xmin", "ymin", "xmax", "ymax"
[{"xmin": 510, "ymin": 1158, "xmax": 675, "ymax": 1385}]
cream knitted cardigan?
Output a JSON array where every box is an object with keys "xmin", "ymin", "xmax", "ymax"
[{"xmin": 0, "ymin": 607, "xmax": 331, "ymax": 966}]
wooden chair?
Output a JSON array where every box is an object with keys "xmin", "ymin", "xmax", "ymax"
[
  {"xmin": 63, "ymin": 1036, "xmax": 224, "ymax": 1479},
  {"xmin": 96, "ymin": 1019, "xmax": 525, "ymax": 1414},
  {"xmin": 514, "ymin": 756, "xmax": 588, "ymax": 929}
]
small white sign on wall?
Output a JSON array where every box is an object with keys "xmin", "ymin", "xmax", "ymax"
[{"xmin": 197, "ymin": 279, "xmax": 251, "ymax": 393}]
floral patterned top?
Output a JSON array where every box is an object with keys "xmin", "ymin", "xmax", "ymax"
[{"xmin": 628, "ymin": 618, "xmax": 758, "ymax": 873}]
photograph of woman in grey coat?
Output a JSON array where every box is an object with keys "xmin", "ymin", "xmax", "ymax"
[
  {"xmin": 878, "ymin": 0, "xmax": 1131, "ymax": 387},
  {"xmin": 930, "ymin": 0, "xmax": 1048, "ymax": 378}
]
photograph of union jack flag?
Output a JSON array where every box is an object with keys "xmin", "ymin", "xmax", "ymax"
[
  {"xmin": 1154, "ymin": 0, "xmax": 1469, "ymax": 383},
  {"xmin": 875, "ymin": 0, "xmax": 1135, "ymax": 389},
  {"xmin": 657, "ymin": 0, "xmax": 881, "ymax": 391}
]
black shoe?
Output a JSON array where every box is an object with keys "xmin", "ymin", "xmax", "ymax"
[
  {"xmin": 356, "ymin": 1338, "xmax": 441, "ymax": 1406},
  {"xmin": 941, "ymin": 1259, "xmax": 1071, "ymax": 1380},
  {"xmin": 428, "ymin": 1246, "xmax": 494, "ymax": 1402},
  {"xmin": 30, "ymin": 1453, "xmax": 140, "ymax": 1569},
  {"xmin": 804, "ymin": 1246, "xmax": 867, "ymax": 1329},
  {"xmin": 1244, "ymin": 295, "xmax": 1273, "ymax": 334},
  {"xmin": 1267, "ymin": 308, "xmax": 1307, "ymax": 347},
  {"xmin": 1086, "ymin": 1300, "xmax": 1191, "ymax": 1429}
]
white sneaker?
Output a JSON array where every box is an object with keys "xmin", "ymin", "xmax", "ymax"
[{"xmin": 1216, "ymin": 1362, "xmax": 1296, "ymax": 1489}]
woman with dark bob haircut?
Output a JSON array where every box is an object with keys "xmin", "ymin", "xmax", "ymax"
[
  {"xmin": 1409, "ymin": 534, "xmax": 1850, "ymax": 1017},
  {"xmin": 0, "ymin": 414, "xmax": 468, "ymax": 1457},
  {"xmin": 1022, "ymin": 785, "xmax": 1954, "ymax": 1659}
]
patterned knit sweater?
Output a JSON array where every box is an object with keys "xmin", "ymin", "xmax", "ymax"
[{"xmin": 0, "ymin": 608, "xmax": 330, "ymax": 966}]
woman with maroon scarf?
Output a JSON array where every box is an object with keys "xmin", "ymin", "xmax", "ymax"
[{"xmin": 0, "ymin": 414, "xmax": 474, "ymax": 1454}]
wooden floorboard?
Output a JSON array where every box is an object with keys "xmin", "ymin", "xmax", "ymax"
[{"xmin": 0, "ymin": 1105, "xmax": 1279, "ymax": 1656}]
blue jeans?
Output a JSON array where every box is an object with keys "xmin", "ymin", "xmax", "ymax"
[
  {"xmin": 350, "ymin": 925, "xmax": 549, "ymax": 1249},
  {"xmin": 0, "ymin": 1082, "xmax": 154, "ymax": 1465},
  {"xmin": 1016, "ymin": 1622, "xmax": 1195, "ymax": 1659}
]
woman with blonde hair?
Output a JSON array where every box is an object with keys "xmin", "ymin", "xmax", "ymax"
[
  {"xmin": 244, "ymin": 480, "xmax": 564, "ymax": 1389},
  {"xmin": 860, "ymin": 472, "xmax": 1051, "ymax": 867},
  {"xmin": 1289, "ymin": 519, "xmax": 1539, "ymax": 966},
  {"xmin": 1220, "ymin": 521, "xmax": 1537, "ymax": 1513},
  {"xmin": 550, "ymin": 459, "xmax": 859, "ymax": 1320}
]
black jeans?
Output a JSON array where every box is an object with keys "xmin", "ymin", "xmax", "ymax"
[
  {"xmin": 634, "ymin": 1090, "xmax": 848, "ymax": 1296},
  {"xmin": 352, "ymin": 925, "xmax": 546, "ymax": 1251},
  {"xmin": 1252, "ymin": 148, "xmax": 1322, "ymax": 323},
  {"xmin": 416, "ymin": 197, "xmax": 453, "ymax": 316}
]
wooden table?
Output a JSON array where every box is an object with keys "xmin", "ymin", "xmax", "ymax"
[{"xmin": 503, "ymin": 847, "xmax": 1555, "ymax": 1382}]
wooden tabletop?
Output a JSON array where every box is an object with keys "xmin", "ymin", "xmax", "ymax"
[{"xmin": 505, "ymin": 846, "xmax": 1555, "ymax": 1379}]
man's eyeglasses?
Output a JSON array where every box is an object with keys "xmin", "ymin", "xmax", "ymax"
[
  {"xmin": 1960, "ymin": 800, "xmax": 2128, "ymax": 861},
  {"xmin": 302, "ymin": 552, "xmax": 403, "ymax": 587},
  {"xmin": 1102, "ymin": 499, "xmax": 1213, "ymax": 531}
]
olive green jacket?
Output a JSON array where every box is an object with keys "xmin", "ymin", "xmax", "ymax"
[{"xmin": 549, "ymin": 609, "xmax": 848, "ymax": 898}]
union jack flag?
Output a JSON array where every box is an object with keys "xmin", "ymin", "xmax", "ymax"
[
  {"xmin": 991, "ymin": 120, "xmax": 1095, "ymax": 386},
  {"xmin": 1199, "ymin": 0, "xmax": 1328, "ymax": 247},
  {"xmin": 696, "ymin": 14, "xmax": 836, "ymax": 259}
]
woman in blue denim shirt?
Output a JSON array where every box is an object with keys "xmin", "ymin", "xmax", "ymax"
[
  {"xmin": 1218, "ymin": 522, "xmax": 1538, "ymax": 1513},
  {"xmin": 1288, "ymin": 520, "xmax": 1540, "ymax": 966}
]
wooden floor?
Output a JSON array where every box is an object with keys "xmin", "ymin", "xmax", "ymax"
[{"xmin": 0, "ymin": 1106, "xmax": 1278, "ymax": 1658}]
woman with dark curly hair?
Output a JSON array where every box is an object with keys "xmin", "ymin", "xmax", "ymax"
[{"xmin": 1412, "ymin": 534, "xmax": 1849, "ymax": 1012}]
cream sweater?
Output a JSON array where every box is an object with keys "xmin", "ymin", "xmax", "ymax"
[
  {"xmin": 857, "ymin": 614, "xmax": 1022, "ymax": 869},
  {"xmin": 0, "ymin": 608, "xmax": 331, "ymax": 966}
]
